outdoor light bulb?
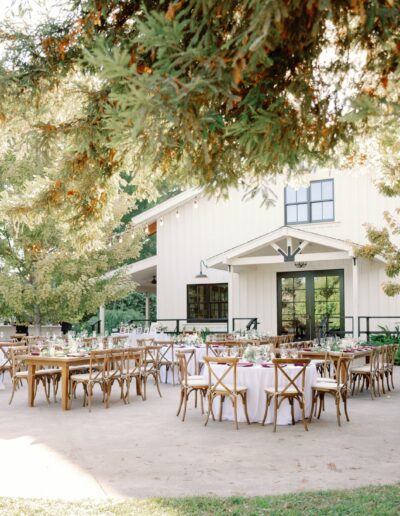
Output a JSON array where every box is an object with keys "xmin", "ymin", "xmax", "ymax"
[
  {"xmin": 194, "ymin": 198, "xmax": 198, "ymax": 208},
  {"xmin": 176, "ymin": 210, "xmax": 180, "ymax": 218},
  {"xmin": 159, "ymin": 216, "xmax": 164, "ymax": 226},
  {"xmin": 145, "ymin": 226, "xmax": 149, "ymax": 235},
  {"xmin": 131, "ymin": 232, "xmax": 135, "ymax": 239},
  {"xmin": 119, "ymin": 237, "xmax": 123, "ymax": 243}
]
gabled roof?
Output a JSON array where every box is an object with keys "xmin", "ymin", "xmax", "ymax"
[
  {"xmin": 131, "ymin": 188, "xmax": 201, "ymax": 226},
  {"xmin": 206, "ymin": 226, "xmax": 376, "ymax": 269}
]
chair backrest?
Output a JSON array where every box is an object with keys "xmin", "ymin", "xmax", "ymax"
[
  {"xmin": 271, "ymin": 358, "xmax": 310, "ymax": 396},
  {"xmin": 10, "ymin": 346, "xmax": 29, "ymax": 377},
  {"xmin": 155, "ymin": 340, "xmax": 174, "ymax": 363},
  {"xmin": 122, "ymin": 348, "xmax": 142, "ymax": 376},
  {"xmin": 176, "ymin": 349, "xmax": 196, "ymax": 384},
  {"xmin": 137, "ymin": 337, "xmax": 155, "ymax": 347},
  {"xmin": 88, "ymin": 350, "xmax": 110, "ymax": 381},
  {"xmin": 204, "ymin": 356, "xmax": 239, "ymax": 396},
  {"xmin": 328, "ymin": 352, "xmax": 354, "ymax": 388},
  {"xmin": 142, "ymin": 345, "xmax": 161, "ymax": 370},
  {"xmin": 377, "ymin": 345, "xmax": 387, "ymax": 369},
  {"xmin": 388, "ymin": 344, "xmax": 399, "ymax": 367}
]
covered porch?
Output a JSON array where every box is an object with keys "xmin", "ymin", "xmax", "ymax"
[{"xmin": 207, "ymin": 226, "xmax": 384, "ymax": 338}]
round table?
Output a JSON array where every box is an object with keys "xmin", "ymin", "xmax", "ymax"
[{"xmin": 203, "ymin": 363, "xmax": 318, "ymax": 425}]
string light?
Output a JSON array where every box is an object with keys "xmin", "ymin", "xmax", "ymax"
[
  {"xmin": 145, "ymin": 226, "xmax": 149, "ymax": 235},
  {"xmin": 131, "ymin": 232, "xmax": 135, "ymax": 239},
  {"xmin": 194, "ymin": 198, "xmax": 198, "ymax": 208},
  {"xmin": 159, "ymin": 216, "xmax": 164, "ymax": 226},
  {"xmin": 175, "ymin": 210, "xmax": 180, "ymax": 219},
  {"xmin": 119, "ymin": 237, "xmax": 123, "ymax": 243}
]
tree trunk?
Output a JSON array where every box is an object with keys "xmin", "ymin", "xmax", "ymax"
[{"xmin": 34, "ymin": 304, "xmax": 42, "ymax": 336}]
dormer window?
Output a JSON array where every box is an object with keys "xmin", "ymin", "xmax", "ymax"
[{"xmin": 285, "ymin": 179, "xmax": 334, "ymax": 224}]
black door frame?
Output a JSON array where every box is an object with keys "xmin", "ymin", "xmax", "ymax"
[{"xmin": 277, "ymin": 269, "xmax": 345, "ymax": 340}]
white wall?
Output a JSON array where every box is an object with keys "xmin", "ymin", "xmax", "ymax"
[{"xmin": 156, "ymin": 168, "xmax": 400, "ymax": 326}]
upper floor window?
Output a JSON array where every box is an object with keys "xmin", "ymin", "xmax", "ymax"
[
  {"xmin": 187, "ymin": 283, "xmax": 228, "ymax": 322},
  {"xmin": 285, "ymin": 179, "xmax": 334, "ymax": 224}
]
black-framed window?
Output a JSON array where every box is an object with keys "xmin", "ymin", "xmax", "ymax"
[
  {"xmin": 285, "ymin": 179, "xmax": 334, "ymax": 224},
  {"xmin": 187, "ymin": 283, "xmax": 228, "ymax": 322}
]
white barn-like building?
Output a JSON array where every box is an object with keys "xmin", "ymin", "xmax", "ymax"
[{"xmin": 126, "ymin": 168, "xmax": 400, "ymax": 340}]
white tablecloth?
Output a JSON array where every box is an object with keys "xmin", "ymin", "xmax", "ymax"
[
  {"xmin": 112, "ymin": 332, "xmax": 169, "ymax": 347},
  {"xmin": 203, "ymin": 363, "xmax": 317, "ymax": 425}
]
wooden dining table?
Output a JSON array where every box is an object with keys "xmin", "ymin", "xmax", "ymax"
[{"xmin": 25, "ymin": 355, "xmax": 92, "ymax": 411}]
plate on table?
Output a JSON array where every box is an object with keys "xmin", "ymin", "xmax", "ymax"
[{"xmin": 238, "ymin": 362, "xmax": 254, "ymax": 367}]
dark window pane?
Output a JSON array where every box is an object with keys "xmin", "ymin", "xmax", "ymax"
[{"xmin": 187, "ymin": 284, "xmax": 228, "ymax": 320}]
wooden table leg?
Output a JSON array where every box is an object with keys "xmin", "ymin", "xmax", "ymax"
[
  {"xmin": 61, "ymin": 364, "xmax": 70, "ymax": 410},
  {"xmin": 28, "ymin": 364, "xmax": 36, "ymax": 407}
]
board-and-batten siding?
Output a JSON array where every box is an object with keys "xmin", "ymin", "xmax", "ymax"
[{"xmin": 156, "ymin": 168, "xmax": 400, "ymax": 328}]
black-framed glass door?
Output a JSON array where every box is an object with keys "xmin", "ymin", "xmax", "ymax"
[{"xmin": 277, "ymin": 270, "xmax": 344, "ymax": 340}]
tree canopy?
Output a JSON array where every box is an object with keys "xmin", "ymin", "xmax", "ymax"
[{"xmin": 0, "ymin": 0, "xmax": 398, "ymax": 226}]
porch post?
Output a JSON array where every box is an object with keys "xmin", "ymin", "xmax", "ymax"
[
  {"xmin": 352, "ymin": 257, "xmax": 359, "ymax": 337},
  {"xmin": 99, "ymin": 305, "xmax": 105, "ymax": 336},
  {"xmin": 228, "ymin": 265, "xmax": 234, "ymax": 332},
  {"xmin": 145, "ymin": 292, "xmax": 150, "ymax": 323}
]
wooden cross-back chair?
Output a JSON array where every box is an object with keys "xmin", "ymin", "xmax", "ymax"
[
  {"xmin": 351, "ymin": 348, "xmax": 380, "ymax": 399},
  {"xmin": 9, "ymin": 345, "xmax": 60, "ymax": 405},
  {"xmin": 121, "ymin": 348, "xmax": 143, "ymax": 402},
  {"xmin": 262, "ymin": 358, "xmax": 310, "ymax": 432},
  {"xmin": 140, "ymin": 345, "xmax": 162, "ymax": 400},
  {"xmin": 176, "ymin": 350, "xmax": 208, "ymax": 421},
  {"xmin": 386, "ymin": 344, "xmax": 398, "ymax": 390},
  {"xmin": 137, "ymin": 337, "xmax": 155, "ymax": 347},
  {"xmin": 70, "ymin": 349, "xmax": 113, "ymax": 411},
  {"xmin": 155, "ymin": 340, "xmax": 178, "ymax": 385},
  {"xmin": 203, "ymin": 356, "xmax": 250, "ymax": 430},
  {"xmin": 310, "ymin": 353, "xmax": 353, "ymax": 427}
]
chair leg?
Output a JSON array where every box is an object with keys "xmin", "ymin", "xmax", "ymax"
[
  {"xmin": 143, "ymin": 376, "xmax": 147, "ymax": 401},
  {"xmin": 262, "ymin": 394, "xmax": 270, "ymax": 426},
  {"xmin": 390, "ymin": 370, "xmax": 395, "ymax": 389},
  {"xmin": 335, "ymin": 396, "xmax": 341, "ymax": 427},
  {"xmin": 301, "ymin": 398, "xmax": 308, "ymax": 431},
  {"xmin": 176, "ymin": 388, "xmax": 184, "ymax": 416},
  {"xmin": 386, "ymin": 371, "xmax": 391, "ymax": 392},
  {"xmin": 342, "ymin": 391, "xmax": 350, "ymax": 422},
  {"xmin": 351, "ymin": 375, "xmax": 356, "ymax": 396},
  {"xmin": 309, "ymin": 392, "xmax": 315, "ymax": 423},
  {"xmin": 182, "ymin": 391, "xmax": 188, "ymax": 422},
  {"xmin": 273, "ymin": 395, "xmax": 278, "ymax": 432},
  {"xmin": 219, "ymin": 395, "xmax": 225, "ymax": 422},
  {"xmin": 8, "ymin": 379, "xmax": 16, "ymax": 405},
  {"xmin": 200, "ymin": 390, "xmax": 205, "ymax": 415},
  {"xmin": 317, "ymin": 394, "xmax": 324, "ymax": 419},
  {"xmin": 233, "ymin": 396, "xmax": 238, "ymax": 430},
  {"xmin": 204, "ymin": 394, "xmax": 212, "ymax": 426},
  {"xmin": 88, "ymin": 384, "xmax": 93, "ymax": 412},
  {"xmin": 241, "ymin": 392, "xmax": 251, "ymax": 425},
  {"xmin": 155, "ymin": 373, "xmax": 162, "ymax": 398},
  {"xmin": 290, "ymin": 398, "xmax": 295, "ymax": 425}
]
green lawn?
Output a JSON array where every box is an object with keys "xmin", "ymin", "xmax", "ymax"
[{"xmin": 0, "ymin": 485, "xmax": 399, "ymax": 515}]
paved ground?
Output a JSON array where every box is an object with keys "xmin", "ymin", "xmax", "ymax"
[{"xmin": 0, "ymin": 368, "xmax": 399, "ymax": 500}]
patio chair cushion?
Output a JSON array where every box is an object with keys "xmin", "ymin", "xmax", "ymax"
[
  {"xmin": 351, "ymin": 365, "xmax": 371, "ymax": 373},
  {"xmin": 312, "ymin": 381, "xmax": 344, "ymax": 390},
  {"xmin": 265, "ymin": 386, "xmax": 302, "ymax": 395},
  {"xmin": 182, "ymin": 378, "xmax": 208, "ymax": 388},
  {"xmin": 212, "ymin": 384, "xmax": 247, "ymax": 394}
]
